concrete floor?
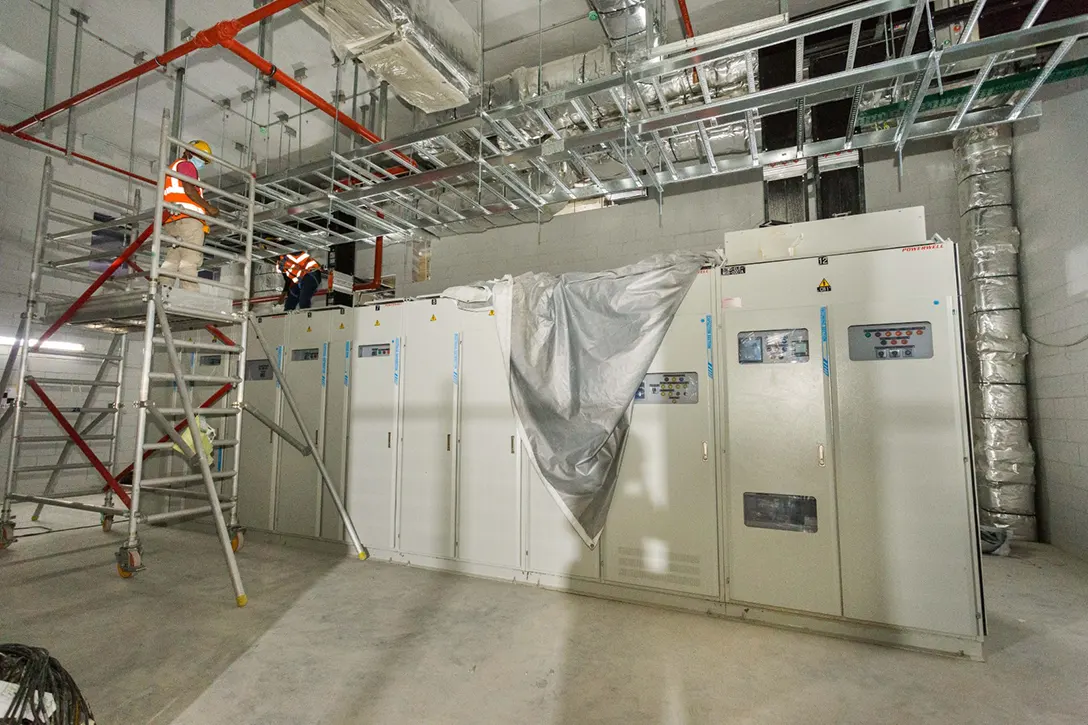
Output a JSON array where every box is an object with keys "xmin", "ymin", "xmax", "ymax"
[{"xmin": 2, "ymin": 503, "xmax": 1088, "ymax": 725}]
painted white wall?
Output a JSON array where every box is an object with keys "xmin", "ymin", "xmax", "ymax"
[
  {"xmin": 0, "ymin": 140, "xmax": 145, "ymax": 499},
  {"xmin": 396, "ymin": 141, "xmax": 958, "ymax": 298},
  {"xmin": 1014, "ymin": 79, "xmax": 1088, "ymax": 561}
]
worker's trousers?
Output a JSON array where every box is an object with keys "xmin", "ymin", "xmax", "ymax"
[
  {"xmin": 160, "ymin": 217, "xmax": 204, "ymax": 291},
  {"xmin": 285, "ymin": 270, "xmax": 323, "ymax": 311}
]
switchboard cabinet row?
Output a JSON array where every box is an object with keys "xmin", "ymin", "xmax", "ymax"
[{"xmin": 232, "ymin": 243, "xmax": 984, "ymax": 655}]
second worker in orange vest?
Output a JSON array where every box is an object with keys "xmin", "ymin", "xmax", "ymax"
[
  {"xmin": 276, "ymin": 251, "xmax": 323, "ymax": 311},
  {"xmin": 161, "ymin": 140, "xmax": 219, "ymax": 291}
]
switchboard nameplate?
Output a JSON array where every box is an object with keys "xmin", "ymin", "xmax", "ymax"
[
  {"xmin": 848, "ymin": 321, "xmax": 933, "ymax": 361},
  {"xmin": 358, "ymin": 343, "xmax": 391, "ymax": 358},
  {"xmin": 738, "ymin": 328, "xmax": 810, "ymax": 364},
  {"xmin": 244, "ymin": 359, "xmax": 274, "ymax": 381},
  {"xmin": 635, "ymin": 371, "xmax": 699, "ymax": 404},
  {"xmin": 743, "ymin": 492, "xmax": 818, "ymax": 533},
  {"xmin": 198, "ymin": 354, "xmax": 222, "ymax": 366},
  {"xmin": 291, "ymin": 347, "xmax": 320, "ymax": 362}
]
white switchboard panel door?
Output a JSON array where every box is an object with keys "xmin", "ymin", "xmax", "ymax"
[
  {"xmin": 603, "ymin": 271, "xmax": 720, "ymax": 597},
  {"xmin": 454, "ymin": 310, "xmax": 519, "ymax": 569},
  {"xmin": 397, "ymin": 298, "xmax": 458, "ymax": 558},
  {"xmin": 237, "ymin": 314, "xmax": 286, "ymax": 531},
  {"xmin": 524, "ymin": 459, "xmax": 601, "ymax": 580},
  {"xmin": 274, "ymin": 312, "xmax": 326, "ymax": 537},
  {"xmin": 320, "ymin": 308, "xmax": 353, "ymax": 540},
  {"xmin": 830, "ymin": 247, "xmax": 980, "ymax": 636},
  {"xmin": 348, "ymin": 303, "xmax": 404, "ymax": 551},
  {"xmin": 724, "ymin": 301, "xmax": 843, "ymax": 617}
]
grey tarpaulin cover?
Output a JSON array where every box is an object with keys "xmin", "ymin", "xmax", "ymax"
[{"xmin": 444, "ymin": 250, "xmax": 718, "ymax": 546}]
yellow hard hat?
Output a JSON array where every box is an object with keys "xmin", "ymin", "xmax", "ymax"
[{"xmin": 189, "ymin": 140, "xmax": 212, "ymax": 158}]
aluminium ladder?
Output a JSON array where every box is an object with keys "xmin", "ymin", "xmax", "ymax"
[{"xmin": 1, "ymin": 115, "xmax": 369, "ymax": 605}]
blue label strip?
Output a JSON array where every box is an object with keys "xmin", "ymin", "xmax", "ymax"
[
  {"xmin": 321, "ymin": 342, "xmax": 328, "ymax": 388},
  {"xmin": 704, "ymin": 314, "xmax": 714, "ymax": 379},
  {"xmin": 453, "ymin": 333, "xmax": 460, "ymax": 384},
  {"xmin": 276, "ymin": 345, "xmax": 283, "ymax": 389},
  {"xmin": 344, "ymin": 340, "xmax": 350, "ymax": 387},
  {"xmin": 393, "ymin": 337, "xmax": 401, "ymax": 385},
  {"xmin": 820, "ymin": 307, "xmax": 829, "ymax": 377}
]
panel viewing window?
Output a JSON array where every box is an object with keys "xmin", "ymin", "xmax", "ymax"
[{"xmin": 738, "ymin": 329, "xmax": 810, "ymax": 364}]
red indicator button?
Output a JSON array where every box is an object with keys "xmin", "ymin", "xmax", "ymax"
[
  {"xmin": 916, "ymin": 329, "xmax": 924, "ymax": 335},
  {"xmin": 895, "ymin": 331, "xmax": 903, "ymax": 336}
]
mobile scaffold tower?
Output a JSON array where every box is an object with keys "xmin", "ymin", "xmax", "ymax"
[{"xmin": 0, "ymin": 115, "xmax": 368, "ymax": 606}]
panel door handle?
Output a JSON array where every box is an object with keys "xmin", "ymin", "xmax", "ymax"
[
  {"xmin": 702, "ymin": 441, "xmax": 709, "ymax": 461},
  {"xmin": 387, "ymin": 431, "xmax": 391, "ymax": 449},
  {"xmin": 818, "ymin": 443, "xmax": 826, "ymax": 467},
  {"xmin": 447, "ymin": 433, "xmax": 451, "ymax": 452},
  {"xmin": 511, "ymin": 435, "xmax": 515, "ymax": 454}
]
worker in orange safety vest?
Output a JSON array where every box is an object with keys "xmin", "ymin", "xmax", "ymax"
[
  {"xmin": 277, "ymin": 251, "xmax": 323, "ymax": 310},
  {"xmin": 161, "ymin": 140, "xmax": 219, "ymax": 291}
]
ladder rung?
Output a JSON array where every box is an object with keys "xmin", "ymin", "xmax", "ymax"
[
  {"xmin": 29, "ymin": 377, "xmax": 120, "ymax": 388},
  {"xmin": 46, "ymin": 251, "xmax": 122, "ymax": 268},
  {"xmin": 7, "ymin": 493, "xmax": 126, "ymax": 517},
  {"xmin": 152, "ymin": 338, "xmax": 241, "ymax": 353},
  {"xmin": 142, "ymin": 438, "xmax": 238, "ymax": 451},
  {"xmin": 159, "ymin": 234, "xmax": 246, "ymax": 264},
  {"xmin": 157, "ymin": 270, "xmax": 247, "ymax": 293},
  {"xmin": 22, "ymin": 407, "xmax": 118, "ymax": 414},
  {"xmin": 148, "ymin": 373, "xmax": 242, "ymax": 384},
  {"xmin": 153, "ymin": 408, "xmax": 240, "ymax": 417},
  {"xmin": 138, "ymin": 485, "xmax": 228, "ymax": 502},
  {"xmin": 19, "ymin": 434, "xmax": 114, "ymax": 442},
  {"xmin": 15, "ymin": 462, "xmax": 112, "ymax": 473},
  {"xmin": 141, "ymin": 470, "xmax": 237, "ymax": 486},
  {"xmin": 51, "ymin": 180, "xmax": 136, "ymax": 212},
  {"xmin": 158, "ymin": 304, "xmax": 239, "ymax": 324},
  {"xmin": 27, "ymin": 349, "xmax": 123, "ymax": 362}
]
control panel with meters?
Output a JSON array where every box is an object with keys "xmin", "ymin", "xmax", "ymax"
[
  {"xmin": 635, "ymin": 371, "xmax": 699, "ymax": 404},
  {"xmin": 848, "ymin": 322, "xmax": 933, "ymax": 361}
]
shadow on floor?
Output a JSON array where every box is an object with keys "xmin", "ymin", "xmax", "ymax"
[{"xmin": 0, "ymin": 504, "xmax": 343, "ymax": 725}]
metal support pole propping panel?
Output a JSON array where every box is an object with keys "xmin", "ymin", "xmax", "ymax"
[
  {"xmin": 247, "ymin": 312, "xmax": 369, "ymax": 559},
  {"xmin": 241, "ymin": 402, "xmax": 310, "ymax": 454},
  {"xmin": 144, "ymin": 401, "xmax": 198, "ymax": 462},
  {"xmin": 153, "ymin": 293, "xmax": 248, "ymax": 606}
]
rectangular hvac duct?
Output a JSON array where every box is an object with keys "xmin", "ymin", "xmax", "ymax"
[{"xmin": 302, "ymin": 0, "xmax": 480, "ymax": 113}]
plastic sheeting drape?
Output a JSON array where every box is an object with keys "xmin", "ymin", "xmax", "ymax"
[{"xmin": 445, "ymin": 250, "xmax": 717, "ymax": 546}]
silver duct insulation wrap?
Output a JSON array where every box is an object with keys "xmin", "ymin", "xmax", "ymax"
[
  {"xmin": 954, "ymin": 128, "xmax": 1036, "ymax": 540},
  {"xmin": 302, "ymin": 0, "xmax": 480, "ymax": 112},
  {"xmin": 443, "ymin": 251, "xmax": 718, "ymax": 546}
]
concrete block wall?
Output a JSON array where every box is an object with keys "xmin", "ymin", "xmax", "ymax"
[{"xmin": 1014, "ymin": 79, "xmax": 1088, "ymax": 561}]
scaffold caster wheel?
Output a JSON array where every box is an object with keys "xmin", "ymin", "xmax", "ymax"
[
  {"xmin": 230, "ymin": 529, "xmax": 245, "ymax": 553},
  {"xmin": 0, "ymin": 522, "xmax": 14, "ymax": 550},
  {"xmin": 101, "ymin": 514, "xmax": 114, "ymax": 533},
  {"xmin": 116, "ymin": 548, "xmax": 142, "ymax": 578}
]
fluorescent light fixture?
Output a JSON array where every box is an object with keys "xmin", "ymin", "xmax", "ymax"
[{"xmin": 0, "ymin": 336, "xmax": 85, "ymax": 352}]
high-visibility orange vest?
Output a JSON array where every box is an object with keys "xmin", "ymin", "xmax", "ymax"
[
  {"xmin": 278, "ymin": 252, "xmax": 321, "ymax": 284},
  {"xmin": 163, "ymin": 158, "xmax": 206, "ymax": 223}
]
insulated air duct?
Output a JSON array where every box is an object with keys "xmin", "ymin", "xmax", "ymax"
[
  {"xmin": 302, "ymin": 0, "xmax": 480, "ymax": 113},
  {"xmin": 954, "ymin": 127, "xmax": 1036, "ymax": 541}
]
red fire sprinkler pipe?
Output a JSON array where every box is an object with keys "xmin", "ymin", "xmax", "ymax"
[
  {"xmin": 4, "ymin": 0, "xmax": 306, "ymax": 135},
  {"xmin": 218, "ymin": 38, "xmax": 417, "ymax": 171},
  {"xmin": 676, "ymin": 0, "xmax": 699, "ymax": 84}
]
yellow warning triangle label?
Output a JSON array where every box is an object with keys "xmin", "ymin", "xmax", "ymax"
[
  {"xmin": 374, "ymin": 320, "xmax": 381, "ymax": 327},
  {"xmin": 488, "ymin": 310, "xmax": 494, "ymax": 316},
  {"xmin": 819, "ymin": 279, "xmax": 829, "ymax": 287},
  {"xmin": 339, "ymin": 323, "xmax": 345, "ymax": 329},
  {"xmin": 430, "ymin": 315, "xmax": 437, "ymax": 322},
  {"xmin": 306, "ymin": 326, "xmax": 312, "ymax": 332}
]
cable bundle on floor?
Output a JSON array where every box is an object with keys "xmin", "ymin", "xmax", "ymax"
[{"xmin": 0, "ymin": 644, "xmax": 94, "ymax": 724}]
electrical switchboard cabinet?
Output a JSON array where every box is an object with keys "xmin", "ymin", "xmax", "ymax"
[
  {"xmin": 347, "ymin": 302, "xmax": 403, "ymax": 551},
  {"xmin": 601, "ymin": 270, "xmax": 721, "ymax": 598},
  {"xmin": 344, "ymin": 213, "xmax": 984, "ymax": 657},
  {"xmin": 237, "ymin": 308, "xmax": 353, "ymax": 539},
  {"xmin": 721, "ymin": 244, "xmax": 982, "ymax": 638},
  {"xmin": 237, "ymin": 314, "xmax": 286, "ymax": 530}
]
